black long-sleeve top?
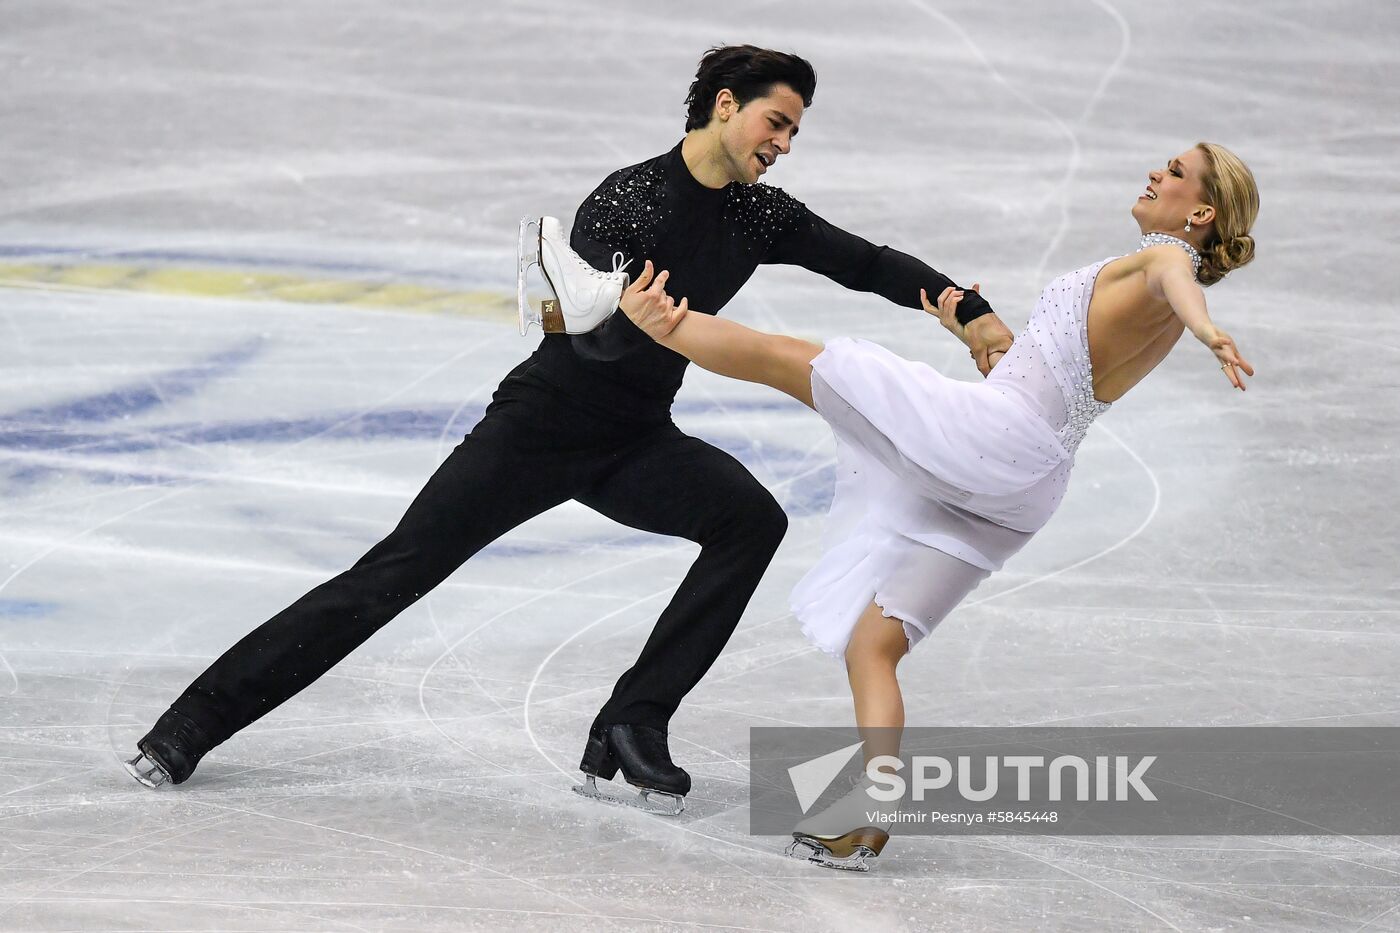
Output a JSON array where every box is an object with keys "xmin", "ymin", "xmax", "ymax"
[{"xmin": 522, "ymin": 141, "xmax": 993, "ymax": 423}]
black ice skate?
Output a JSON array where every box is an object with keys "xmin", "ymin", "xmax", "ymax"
[
  {"xmin": 573, "ymin": 723, "xmax": 690, "ymax": 817},
  {"xmin": 517, "ymin": 216, "xmax": 630, "ymax": 335},
  {"xmin": 123, "ymin": 708, "xmax": 212, "ymax": 788}
]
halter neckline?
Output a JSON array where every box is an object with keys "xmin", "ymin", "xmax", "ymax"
[{"xmin": 1138, "ymin": 232, "xmax": 1202, "ymax": 278}]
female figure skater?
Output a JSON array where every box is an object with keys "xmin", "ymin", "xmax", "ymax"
[{"xmin": 615, "ymin": 142, "xmax": 1259, "ymax": 870}]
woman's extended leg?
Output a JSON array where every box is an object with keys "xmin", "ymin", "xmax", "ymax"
[
  {"xmin": 844, "ymin": 601, "xmax": 910, "ymax": 773},
  {"xmin": 621, "ymin": 260, "xmax": 822, "ymax": 408},
  {"xmin": 657, "ymin": 311, "xmax": 822, "ymax": 409},
  {"xmin": 786, "ymin": 601, "xmax": 910, "ymax": 869}
]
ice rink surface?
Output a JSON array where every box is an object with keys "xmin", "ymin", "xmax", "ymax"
[{"xmin": 2, "ymin": 0, "xmax": 1398, "ymax": 929}]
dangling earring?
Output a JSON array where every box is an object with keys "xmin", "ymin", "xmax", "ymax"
[{"xmin": 1184, "ymin": 218, "xmax": 1192, "ymax": 233}]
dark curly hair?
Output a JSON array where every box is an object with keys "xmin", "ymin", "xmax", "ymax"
[{"xmin": 683, "ymin": 45, "xmax": 817, "ymax": 132}]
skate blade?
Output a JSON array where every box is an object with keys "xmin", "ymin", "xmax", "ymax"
[
  {"xmin": 516, "ymin": 216, "xmax": 543, "ymax": 335},
  {"xmin": 123, "ymin": 751, "xmax": 171, "ymax": 789},
  {"xmin": 572, "ymin": 774, "xmax": 685, "ymax": 817},
  {"xmin": 786, "ymin": 836, "xmax": 877, "ymax": 872}
]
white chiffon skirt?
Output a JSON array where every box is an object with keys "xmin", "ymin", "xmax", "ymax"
[{"xmin": 792, "ymin": 337, "xmax": 1071, "ymax": 663}]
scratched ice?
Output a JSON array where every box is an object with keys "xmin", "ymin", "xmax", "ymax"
[{"xmin": 2, "ymin": 1, "xmax": 1398, "ymax": 930}]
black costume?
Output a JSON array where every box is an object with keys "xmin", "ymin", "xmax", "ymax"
[{"xmin": 157, "ymin": 142, "xmax": 993, "ymax": 768}]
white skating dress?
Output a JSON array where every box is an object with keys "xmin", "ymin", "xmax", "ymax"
[{"xmin": 792, "ymin": 258, "xmax": 1116, "ymax": 661}]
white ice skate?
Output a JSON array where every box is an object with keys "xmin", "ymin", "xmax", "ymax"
[
  {"xmin": 517, "ymin": 216, "xmax": 631, "ymax": 336},
  {"xmin": 785, "ymin": 776, "xmax": 894, "ymax": 872}
]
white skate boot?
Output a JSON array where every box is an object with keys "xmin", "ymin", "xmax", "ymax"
[
  {"xmin": 517, "ymin": 216, "xmax": 631, "ymax": 336},
  {"xmin": 785, "ymin": 776, "xmax": 894, "ymax": 872}
]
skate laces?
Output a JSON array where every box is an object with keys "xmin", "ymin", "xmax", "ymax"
[{"xmin": 563, "ymin": 242, "xmax": 631, "ymax": 281}]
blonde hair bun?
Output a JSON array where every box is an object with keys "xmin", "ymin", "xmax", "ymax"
[{"xmin": 1195, "ymin": 143, "xmax": 1260, "ymax": 286}]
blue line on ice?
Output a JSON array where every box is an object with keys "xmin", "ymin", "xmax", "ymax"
[
  {"xmin": 0, "ymin": 340, "xmax": 835, "ymax": 515},
  {"xmin": 0, "ymin": 599, "xmax": 54, "ymax": 618}
]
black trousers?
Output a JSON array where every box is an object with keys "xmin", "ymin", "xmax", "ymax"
[{"xmin": 172, "ymin": 363, "xmax": 788, "ymax": 748}]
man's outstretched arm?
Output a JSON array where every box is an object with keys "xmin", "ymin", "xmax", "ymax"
[{"xmin": 768, "ymin": 206, "xmax": 1014, "ymax": 375}]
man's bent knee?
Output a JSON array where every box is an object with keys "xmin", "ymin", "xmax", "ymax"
[
  {"xmin": 742, "ymin": 493, "xmax": 788, "ymax": 553},
  {"xmin": 700, "ymin": 486, "xmax": 787, "ymax": 552}
]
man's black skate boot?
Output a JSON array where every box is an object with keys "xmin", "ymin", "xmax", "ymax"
[
  {"xmin": 124, "ymin": 708, "xmax": 212, "ymax": 788},
  {"xmin": 579, "ymin": 724, "xmax": 622, "ymax": 780},
  {"xmin": 576, "ymin": 724, "xmax": 690, "ymax": 815}
]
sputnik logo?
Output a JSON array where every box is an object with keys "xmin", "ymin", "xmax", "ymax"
[{"xmin": 786, "ymin": 741, "xmax": 864, "ymax": 813}]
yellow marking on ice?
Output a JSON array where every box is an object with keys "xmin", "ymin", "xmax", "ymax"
[
  {"xmin": 140, "ymin": 267, "xmax": 296, "ymax": 297},
  {"xmin": 0, "ymin": 262, "xmax": 516, "ymax": 322},
  {"xmin": 346, "ymin": 282, "xmax": 447, "ymax": 308},
  {"xmin": 0, "ymin": 263, "xmax": 50, "ymax": 281},
  {"xmin": 264, "ymin": 278, "xmax": 368, "ymax": 304},
  {"xmin": 58, "ymin": 264, "xmax": 143, "ymax": 289}
]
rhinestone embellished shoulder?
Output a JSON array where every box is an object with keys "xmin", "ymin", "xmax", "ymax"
[
  {"xmin": 1138, "ymin": 232, "xmax": 1201, "ymax": 278},
  {"xmin": 724, "ymin": 183, "xmax": 804, "ymax": 252},
  {"xmin": 575, "ymin": 162, "xmax": 671, "ymax": 255}
]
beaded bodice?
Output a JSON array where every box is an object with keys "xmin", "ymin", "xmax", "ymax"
[
  {"xmin": 1060, "ymin": 383, "xmax": 1112, "ymax": 452},
  {"xmin": 990, "ymin": 258, "xmax": 1116, "ymax": 455}
]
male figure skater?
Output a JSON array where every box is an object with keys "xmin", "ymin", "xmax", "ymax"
[{"xmin": 127, "ymin": 45, "xmax": 1013, "ymax": 813}]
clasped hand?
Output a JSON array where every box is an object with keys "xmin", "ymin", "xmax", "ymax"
[
  {"xmin": 619, "ymin": 260, "xmax": 688, "ymax": 340},
  {"xmin": 921, "ymin": 284, "xmax": 1014, "ymax": 376}
]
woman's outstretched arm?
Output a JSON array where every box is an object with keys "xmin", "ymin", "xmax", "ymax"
[
  {"xmin": 620, "ymin": 261, "xmax": 823, "ymax": 409},
  {"xmin": 1143, "ymin": 245, "xmax": 1255, "ymax": 391}
]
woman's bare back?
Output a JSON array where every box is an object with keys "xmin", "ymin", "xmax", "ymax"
[{"xmin": 1086, "ymin": 252, "xmax": 1187, "ymax": 403}]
